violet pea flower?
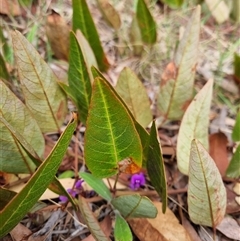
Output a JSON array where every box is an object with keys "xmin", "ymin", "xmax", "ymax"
[{"xmin": 130, "ymin": 172, "xmax": 146, "ymax": 190}]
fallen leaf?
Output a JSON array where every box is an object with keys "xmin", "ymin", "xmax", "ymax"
[
  {"xmin": 46, "ymin": 10, "xmax": 70, "ymax": 61},
  {"xmin": 128, "ymin": 202, "xmax": 192, "ymax": 241},
  {"xmin": 0, "ymin": 0, "xmax": 21, "ymax": 16},
  {"xmin": 216, "ymin": 216, "xmax": 240, "ymax": 240},
  {"xmin": 205, "ymin": 0, "xmax": 230, "ymax": 24},
  {"xmin": 10, "ymin": 223, "xmax": 31, "ymax": 241},
  {"xmin": 97, "ymin": 0, "xmax": 121, "ymax": 30},
  {"xmin": 209, "ymin": 132, "xmax": 229, "ymax": 176},
  {"xmin": 181, "ymin": 215, "xmax": 202, "ymax": 241},
  {"xmin": 233, "ymin": 182, "xmax": 240, "ymax": 195},
  {"xmin": 236, "ymin": 196, "xmax": 240, "ymax": 206},
  {"xmin": 82, "ymin": 215, "xmax": 112, "ymax": 241},
  {"xmin": 226, "ymin": 187, "xmax": 240, "ymax": 214}
]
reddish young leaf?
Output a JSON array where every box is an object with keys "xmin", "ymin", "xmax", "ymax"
[{"xmin": 209, "ymin": 132, "xmax": 229, "ymax": 176}]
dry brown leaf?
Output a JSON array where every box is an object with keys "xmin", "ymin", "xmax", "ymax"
[
  {"xmin": 46, "ymin": 10, "xmax": 70, "ymax": 60},
  {"xmin": 209, "ymin": 132, "xmax": 229, "ymax": 176},
  {"xmin": 0, "ymin": 0, "xmax": 21, "ymax": 16},
  {"xmin": 128, "ymin": 202, "xmax": 192, "ymax": 241},
  {"xmin": 181, "ymin": 215, "xmax": 202, "ymax": 241},
  {"xmin": 233, "ymin": 182, "xmax": 240, "ymax": 195},
  {"xmin": 236, "ymin": 196, "xmax": 240, "ymax": 206},
  {"xmin": 216, "ymin": 216, "xmax": 240, "ymax": 240},
  {"xmin": 10, "ymin": 223, "xmax": 31, "ymax": 241},
  {"xmin": 82, "ymin": 215, "xmax": 112, "ymax": 241},
  {"xmin": 226, "ymin": 187, "xmax": 240, "ymax": 214}
]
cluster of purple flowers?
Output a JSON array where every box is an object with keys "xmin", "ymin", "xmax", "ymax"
[{"xmin": 59, "ymin": 179, "xmax": 84, "ymax": 203}]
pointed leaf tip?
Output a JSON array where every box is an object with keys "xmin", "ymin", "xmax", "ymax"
[{"xmin": 84, "ymin": 77, "xmax": 142, "ymax": 178}]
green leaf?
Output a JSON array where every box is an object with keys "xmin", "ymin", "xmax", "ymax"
[
  {"xmin": 96, "ymin": 0, "xmax": 121, "ymax": 30},
  {"xmin": 226, "ymin": 145, "xmax": 240, "ymax": 178},
  {"xmin": 114, "ymin": 212, "xmax": 132, "ymax": 241},
  {"xmin": 91, "ymin": 66, "xmax": 106, "ymax": 80},
  {"xmin": 75, "ymin": 30, "xmax": 98, "ymax": 83},
  {"xmin": 111, "ymin": 194, "xmax": 158, "ymax": 219},
  {"xmin": 0, "ymin": 107, "xmax": 77, "ymax": 208},
  {"xmin": 26, "ymin": 22, "xmax": 39, "ymax": 44},
  {"xmin": 78, "ymin": 196, "xmax": 111, "ymax": 241},
  {"xmin": 147, "ymin": 121, "xmax": 167, "ymax": 213},
  {"xmin": 19, "ymin": 0, "xmax": 33, "ymax": 6},
  {"xmin": 162, "ymin": 0, "xmax": 184, "ymax": 9},
  {"xmin": 0, "ymin": 189, "xmax": 16, "ymax": 210},
  {"xmin": 234, "ymin": 53, "xmax": 240, "ymax": 84},
  {"xmin": 129, "ymin": 15, "xmax": 143, "ymax": 56},
  {"xmin": 136, "ymin": 0, "xmax": 157, "ymax": 44},
  {"xmin": 0, "ymin": 27, "xmax": 13, "ymax": 63},
  {"xmin": 115, "ymin": 67, "xmax": 152, "ymax": 127},
  {"xmin": 0, "ymin": 81, "xmax": 44, "ymax": 173},
  {"xmin": 91, "ymin": 66, "xmax": 150, "ymax": 167},
  {"xmin": 232, "ymin": 0, "xmax": 240, "ymax": 23},
  {"xmin": 11, "ymin": 31, "xmax": 67, "ymax": 133},
  {"xmin": 68, "ymin": 31, "xmax": 92, "ymax": 124},
  {"xmin": 79, "ymin": 172, "xmax": 112, "ymax": 201},
  {"xmin": 177, "ymin": 79, "xmax": 213, "ymax": 175},
  {"xmin": 72, "ymin": 0, "xmax": 109, "ymax": 71},
  {"xmin": 58, "ymin": 170, "xmax": 75, "ymax": 179},
  {"xmin": 85, "ymin": 77, "xmax": 142, "ymax": 178},
  {"xmin": 0, "ymin": 53, "xmax": 9, "ymax": 80},
  {"xmin": 158, "ymin": 6, "xmax": 201, "ymax": 120},
  {"xmin": 188, "ymin": 139, "xmax": 226, "ymax": 227},
  {"xmin": 0, "ymin": 114, "xmax": 77, "ymax": 238},
  {"xmin": 232, "ymin": 112, "xmax": 240, "ymax": 141}
]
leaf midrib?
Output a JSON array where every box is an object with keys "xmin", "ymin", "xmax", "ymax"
[{"xmin": 98, "ymin": 81, "xmax": 119, "ymax": 163}]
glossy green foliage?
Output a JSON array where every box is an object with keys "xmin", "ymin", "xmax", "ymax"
[
  {"xmin": 136, "ymin": 0, "xmax": 157, "ymax": 44},
  {"xmin": 72, "ymin": 0, "xmax": 109, "ymax": 71},
  {"xmin": 91, "ymin": 66, "xmax": 150, "ymax": 167},
  {"xmin": 84, "ymin": 77, "xmax": 142, "ymax": 178},
  {"xmin": 0, "ymin": 115, "xmax": 77, "ymax": 238},
  {"xmin": 68, "ymin": 32, "xmax": 92, "ymax": 124},
  {"xmin": 147, "ymin": 121, "xmax": 167, "ymax": 213}
]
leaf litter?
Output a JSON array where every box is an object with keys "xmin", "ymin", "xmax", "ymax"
[{"xmin": 1, "ymin": 0, "xmax": 240, "ymax": 240}]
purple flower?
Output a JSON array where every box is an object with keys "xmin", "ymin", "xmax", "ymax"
[
  {"xmin": 59, "ymin": 188, "xmax": 77, "ymax": 203},
  {"xmin": 75, "ymin": 180, "xmax": 84, "ymax": 189},
  {"xmin": 130, "ymin": 172, "xmax": 146, "ymax": 190}
]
